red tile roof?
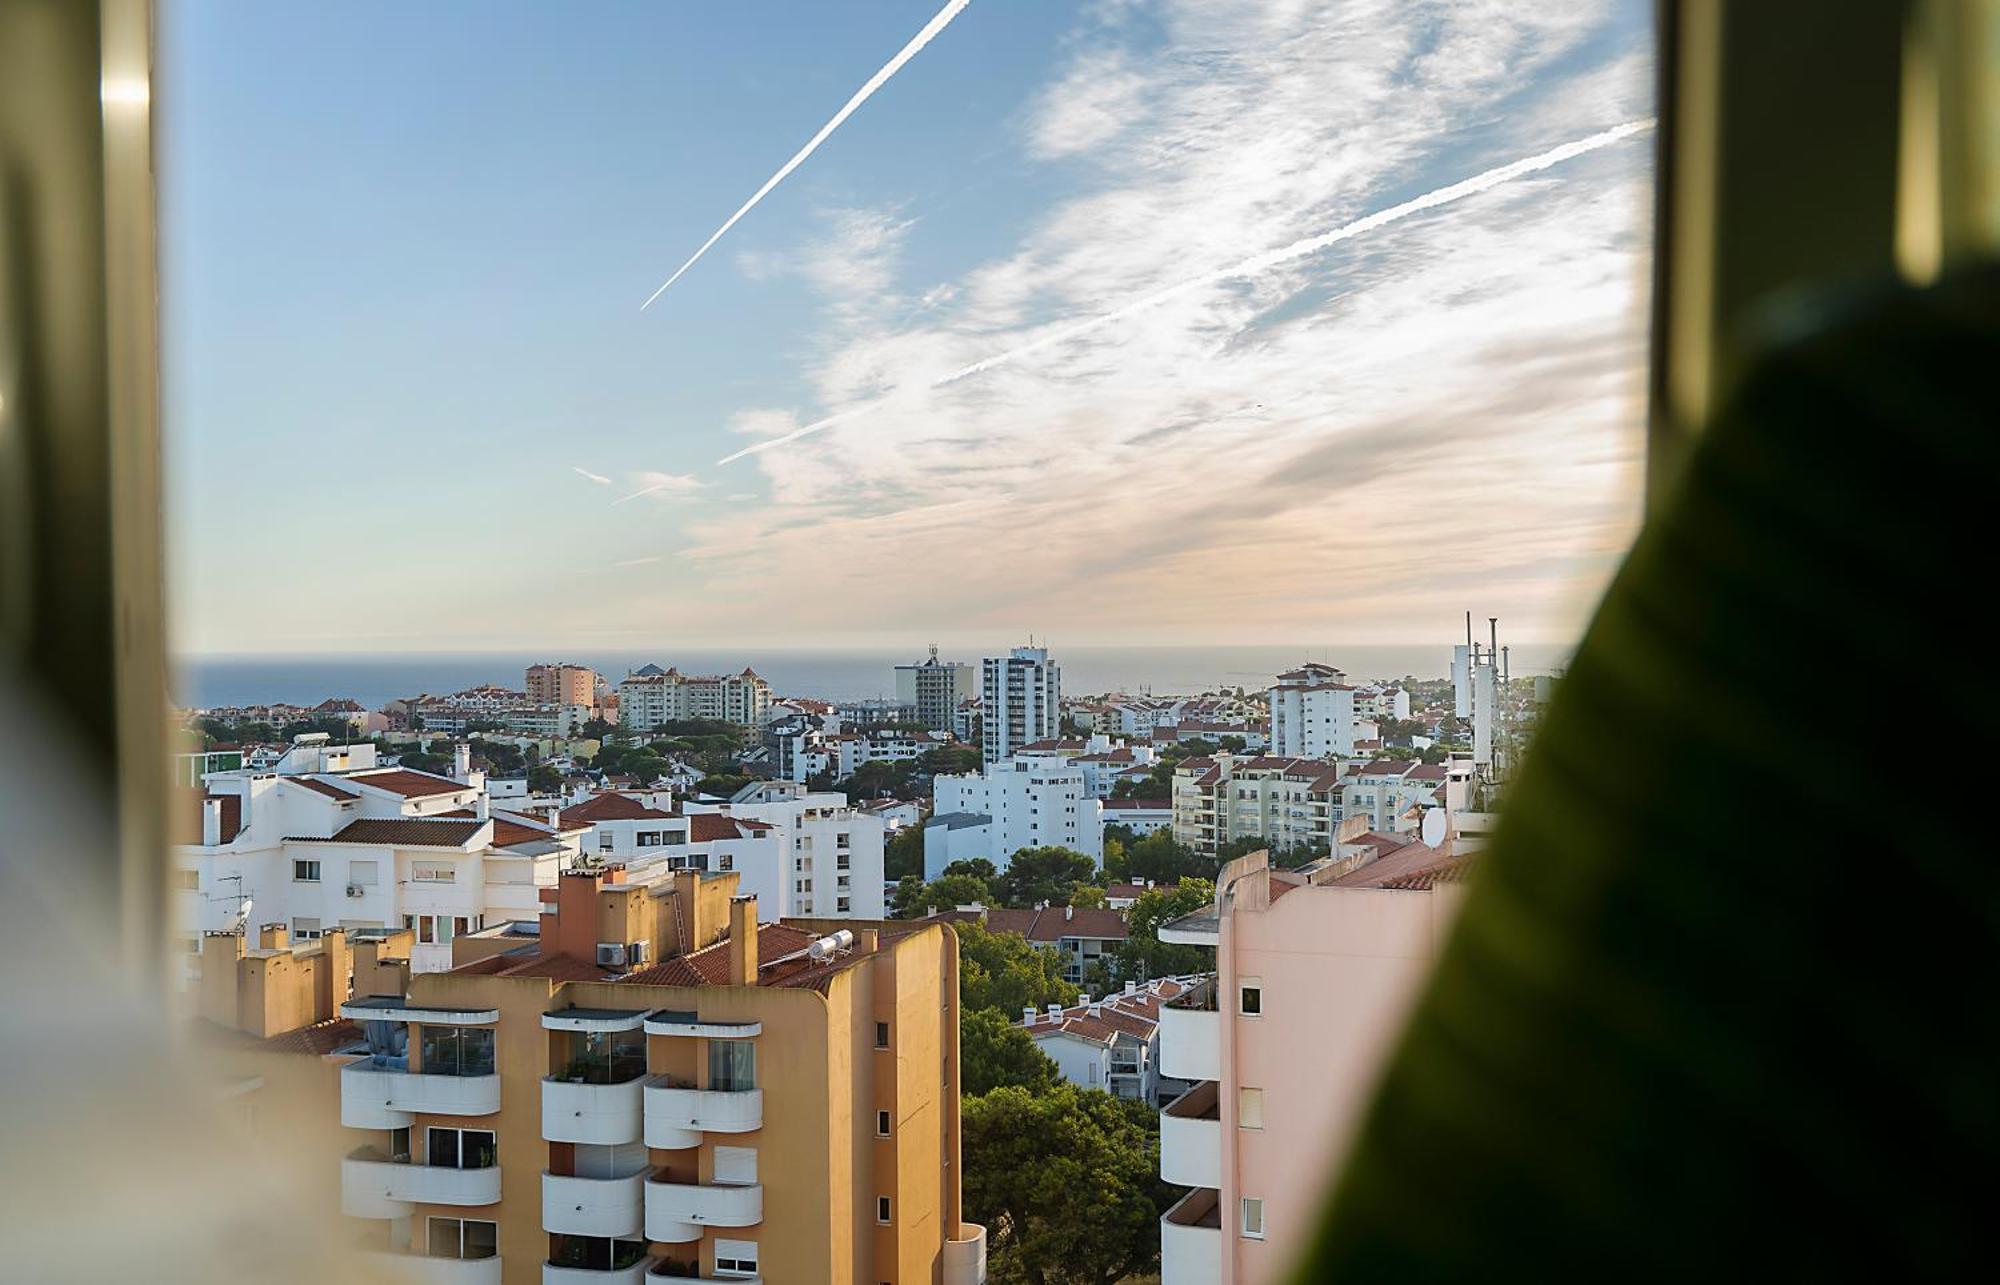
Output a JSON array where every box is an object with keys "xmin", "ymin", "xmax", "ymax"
[
  {"xmin": 288, "ymin": 776, "xmax": 361, "ymax": 801},
  {"xmin": 561, "ymin": 793, "xmax": 675, "ymax": 824},
  {"xmin": 257, "ymin": 1017, "xmax": 364, "ymax": 1055},
  {"xmin": 175, "ymin": 790, "xmax": 243, "ymax": 845},
  {"xmin": 688, "ymin": 813, "xmax": 772, "ymax": 843},
  {"xmin": 440, "ymin": 808, "xmax": 554, "ymax": 849},
  {"xmin": 291, "ymin": 817, "xmax": 485, "ymax": 847},
  {"xmin": 1331, "ymin": 840, "xmax": 1459, "ymax": 888},
  {"xmin": 622, "ymin": 924, "xmax": 822, "ymax": 988},
  {"xmin": 347, "ymin": 769, "xmax": 473, "ymax": 799},
  {"xmin": 978, "ymin": 905, "xmax": 1129, "ymax": 943}
]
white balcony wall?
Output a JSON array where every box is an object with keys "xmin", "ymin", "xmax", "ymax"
[
  {"xmin": 542, "ymin": 1077, "xmax": 645, "ymax": 1145},
  {"xmin": 1157, "ymin": 1004, "xmax": 1221, "ymax": 1083},
  {"xmin": 542, "ymin": 1170, "xmax": 646, "ymax": 1239},
  {"xmin": 342, "ymin": 1061, "xmax": 500, "ymax": 1129}
]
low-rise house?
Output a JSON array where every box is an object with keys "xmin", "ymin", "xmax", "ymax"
[{"xmin": 1020, "ymin": 976, "xmax": 1198, "ymax": 1105}]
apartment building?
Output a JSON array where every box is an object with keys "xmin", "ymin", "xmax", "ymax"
[
  {"xmin": 894, "ymin": 650, "xmax": 977, "ymax": 732},
  {"xmin": 776, "ymin": 726, "xmax": 953, "ymax": 784},
  {"xmin": 618, "ymin": 665, "xmax": 774, "ymax": 730},
  {"xmin": 980, "ymin": 646, "xmax": 1061, "ymax": 763},
  {"xmin": 1172, "ymin": 754, "xmax": 1447, "ymax": 858},
  {"xmin": 332, "ymin": 864, "xmax": 986, "ymax": 1284},
  {"xmin": 527, "ymin": 664, "xmax": 600, "ymax": 709},
  {"xmin": 1267, "ymin": 663, "xmax": 1362, "ymax": 758},
  {"xmin": 928, "ymin": 756, "xmax": 1103, "ymax": 875},
  {"xmin": 174, "ymin": 736, "xmax": 583, "ymax": 973},
  {"xmin": 1020, "ymin": 977, "xmax": 1196, "ymax": 1105},
  {"xmin": 1155, "ymin": 848, "xmax": 1467, "ymax": 1285}
]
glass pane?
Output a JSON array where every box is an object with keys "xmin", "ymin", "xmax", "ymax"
[
  {"xmin": 461, "ymin": 1027, "xmax": 495, "ymax": 1076},
  {"xmin": 463, "ymin": 1131, "xmax": 497, "ymax": 1169},
  {"xmin": 462, "ymin": 1220, "xmax": 498, "ymax": 1260},
  {"xmin": 419, "ymin": 1026, "xmax": 457, "ymax": 1075},
  {"xmin": 426, "ymin": 1217, "xmax": 461, "ymax": 1259},
  {"xmin": 427, "ymin": 1127, "xmax": 458, "ymax": 1169},
  {"xmin": 709, "ymin": 1039, "xmax": 755, "ymax": 1092}
]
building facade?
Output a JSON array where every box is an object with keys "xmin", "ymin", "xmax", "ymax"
[
  {"xmin": 895, "ymin": 650, "xmax": 977, "ymax": 732},
  {"xmin": 980, "ymin": 646, "xmax": 1060, "ymax": 763},
  {"xmin": 526, "ymin": 664, "xmax": 599, "ymax": 709},
  {"xmin": 929, "ymin": 756, "xmax": 1102, "ymax": 875},
  {"xmin": 618, "ymin": 665, "xmax": 774, "ymax": 730},
  {"xmin": 1267, "ymin": 663, "xmax": 1361, "ymax": 758}
]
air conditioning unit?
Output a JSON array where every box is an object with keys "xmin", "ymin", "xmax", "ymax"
[
  {"xmin": 345, "ymin": 884, "xmax": 365, "ymax": 898},
  {"xmin": 596, "ymin": 942, "xmax": 628, "ymax": 968},
  {"xmin": 627, "ymin": 940, "xmax": 651, "ymax": 964}
]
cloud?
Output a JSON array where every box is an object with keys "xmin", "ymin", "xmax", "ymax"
[
  {"xmin": 612, "ymin": 555, "xmax": 665, "ymax": 568},
  {"xmin": 613, "ymin": 471, "xmax": 708, "ymax": 505},
  {"xmin": 666, "ymin": 0, "xmax": 1654, "ymax": 646},
  {"xmin": 572, "ymin": 466, "xmax": 612, "ymax": 485}
]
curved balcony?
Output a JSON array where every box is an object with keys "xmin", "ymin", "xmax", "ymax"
[
  {"xmin": 644, "ymin": 1011, "xmax": 762, "ymax": 1039},
  {"xmin": 543, "ymin": 1169, "xmax": 647, "ymax": 1239},
  {"xmin": 543, "ymin": 1075, "xmax": 646, "ymax": 1145},
  {"xmin": 544, "ymin": 1260, "xmax": 652, "ymax": 1285},
  {"xmin": 341, "ymin": 1151, "xmax": 501, "ymax": 1218},
  {"xmin": 1157, "ymin": 984, "xmax": 1221, "ymax": 1083},
  {"xmin": 643, "ymin": 1178, "xmax": 762, "ymax": 1243},
  {"xmin": 1160, "ymin": 1187, "xmax": 1222, "ymax": 1285},
  {"xmin": 358, "ymin": 1252, "xmax": 502, "ymax": 1285},
  {"xmin": 1159, "ymin": 1081, "xmax": 1222, "ymax": 1189},
  {"xmin": 944, "ymin": 1222, "xmax": 988, "ymax": 1285},
  {"xmin": 644, "ymin": 1081, "xmax": 763, "ymax": 1148},
  {"xmin": 342, "ymin": 1060, "xmax": 500, "ymax": 1129}
]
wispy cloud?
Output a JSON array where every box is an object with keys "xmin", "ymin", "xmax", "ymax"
[
  {"xmin": 572, "ymin": 466, "xmax": 612, "ymax": 485},
  {"xmin": 639, "ymin": 0, "xmax": 974, "ymax": 310},
  {"xmin": 612, "ymin": 470, "xmax": 708, "ymax": 505},
  {"xmin": 612, "ymin": 555, "xmax": 665, "ymax": 568}
]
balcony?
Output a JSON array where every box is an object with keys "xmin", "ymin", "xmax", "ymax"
[
  {"xmin": 1159, "ymin": 1081, "xmax": 1222, "ymax": 1188},
  {"xmin": 1158, "ymin": 982, "xmax": 1221, "ymax": 1083},
  {"xmin": 1160, "ymin": 1187, "xmax": 1222, "ymax": 1285},
  {"xmin": 342, "ymin": 1060, "xmax": 500, "ymax": 1129},
  {"xmin": 644, "ymin": 1177, "xmax": 763, "ymax": 1243},
  {"xmin": 644, "ymin": 1266, "xmax": 761, "ymax": 1285},
  {"xmin": 644, "ymin": 1011, "xmax": 763, "ymax": 1040},
  {"xmin": 543, "ymin": 1169, "xmax": 647, "ymax": 1239},
  {"xmin": 544, "ymin": 1261, "xmax": 652, "ymax": 1285},
  {"xmin": 544, "ymin": 1076, "xmax": 646, "ymax": 1146},
  {"xmin": 358, "ymin": 1252, "xmax": 502, "ymax": 1285},
  {"xmin": 944, "ymin": 1222, "xmax": 988, "ymax": 1285},
  {"xmin": 342, "ymin": 1149, "xmax": 503, "ymax": 1218},
  {"xmin": 645, "ymin": 1080, "xmax": 763, "ymax": 1148}
]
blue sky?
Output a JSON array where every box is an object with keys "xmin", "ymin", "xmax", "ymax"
[{"xmin": 162, "ymin": 0, "xmax": 1654, "ymax": 655}]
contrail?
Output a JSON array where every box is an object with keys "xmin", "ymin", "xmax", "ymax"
[
  {"xmin": 572, "ymin": 466, "xmax": 612, "ymax": 485},
  {"xmin": 640, "ymin": 0, "xmax": 973, "ymax": 311},
  {"xmin": 717, "ymin": 117, "xmax": 1655, "ymax": 465}
]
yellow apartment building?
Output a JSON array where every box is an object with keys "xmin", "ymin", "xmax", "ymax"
[{"xmin": 332, "ymin": 863, "xmax": 987, "ymax": 1285}]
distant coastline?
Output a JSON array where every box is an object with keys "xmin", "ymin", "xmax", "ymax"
[{"xmin": 176, "ymin": 643, "xmax": 1574, "ymax": 712}]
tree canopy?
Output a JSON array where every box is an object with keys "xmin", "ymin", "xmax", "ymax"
[
  {"xmin": 960, "ymin": 1008, "xmax": 1060, "ymax": 1097},
  {"xmin": 962, "ymin": 1084, "xmax": 1169, "ymax": 1285},
  {"xmin": 956, "ymin": 921, "xmax": 1079, "ymax": 1017},
  {"xmin": 995, "ymin": 846, "xmax": 1097, "ymax": 908},
  {"xmin": 1115, "ymin": 879, "xmax": 1216, "ymax": 981}
]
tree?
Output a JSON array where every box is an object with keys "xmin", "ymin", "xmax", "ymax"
[
  {"xmin": 1068, "ymin": 884, "xmax": 1107, "ymax": 909},
  {"xmin": 962, "ymin": 1084, "xmax": 1169, "ymax": 1285},
  {"xmin": 1122, "ymin": 829, "xmax": 1209, "ymax": 886},
  {"xmin": 960, "ymin": 1008, "xmax": 1059, "ymax": 1097},
  {"xmin": 695, "ymin": 773, "xmax": 752, "ymax": 797},
  {"xmin": 578, "ymin": 717, "xmax": 614, "ymax": 740},
  {"xmin": 884, "ymin": 825, "xmax": 926, "ymax": 882},
  {"xmin": 919, "ymin": 745, "xmax": 981, "ymax": 777},
  {"xmin": 527, "ymin": 764, "xmax": 564, "ymax": 794},
  {"xmin": 956, "ymin": 922, "xmax": 1079, "ymax": 1017},
  {"xmin": 1115, "ymin": 879, "xmax": 1216, "ymax": 982},
  {"xmin": 941, "ymin": 857, "xmax": 999, "ymax": 883},
  {"xmin": 890, "ymin": 873, "xmax": 992, "ymax": 919},
  {"xmin": 848, "ymin": 759, "xmax": 913, "ymax": 798},
  {"xmin": 995, "ymin": 846, "xmax": 1097, "ymax": 908}
]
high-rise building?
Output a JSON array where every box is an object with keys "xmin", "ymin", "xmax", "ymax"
[
  {"xmin": 618, "ymin": 665, "xmax": 774, "ymax": 730},
  {"xmin": 980, "ymin": 645, "xmax": 1060, "ymax": 763},
  {"xmin": 1155, "ymin": 848, "xmax": 1467, "ymax": 1285},
  {"xmin": 895, "ymin": 647, "xmax": 976, "ymax": 732},
  {"xmin": 332, "ymin": 864, "xmax": 987, "ymax": 1284},
  {"xmin": 527, "ymin": 663, "xmax": 598, "ymax": 709},
  {"xmin": 1267, "ymin": 663, "xmax": 1360, "ymax": 758}
]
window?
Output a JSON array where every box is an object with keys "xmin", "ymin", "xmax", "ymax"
[
  {"xmin": 599, "ymin": 831, "xmax": 614, "ymax": 852},
  {"xmin": 876, "ymin": 1110, "xmax": 891, "ymax": 1137},
  {"xmin": 713, "ymin": 1240, "xmax": 759, "ymax": 1278},
  {"xmin": 712, "ymin": 1145, "xmax": 758, "ymax": 1185},
  {"xmin": 637, "ymin": 830, "xmax": 662, "ymax": 847},
  {"xmin": 708, "ymin": 1039, "xmax": 756, "ymax": 1092},
  {"xmin": 877, "ymin": 1196, "xmax": 892, "ymax": 1224},
  {"xmin": 1240, "ymin": 978, "xmax": 1263, "ymax": 1016},
  {"xmin": 419, "ymin": 1025, "xmax": 496, "ymax": 1077},
  {"xmin": 292, "ymin": 859, "xmax": 320, "ymax": 882},
  {"xmin": 875, "ymin": 1021, "xmax": 890, "ymax": 1049},
  {"xmin": 1241, "ymin": 1197, "xmax": 1265, "ymax": 1239},
  {"xmin": 348, "ymin": 858, "xmax": 378, "ymax": 886},
  {"xmin": 427, "ymin": 1216, "xmax": 498, "ymax": 1260},
  {"xmin": 1239, "ymin": 1087, "xmax": 1264, "ymax": 1129},
  {"xmin": 292, "ymin": 916, "xmax": 322, "ymax": 940},
  {"xmin": 427, "ymin": 1127, "xmax": 496, "ymax": 1169},
  {"xmin": 412, "ymin": 860, "xmax": 455, "ymax": 883}
]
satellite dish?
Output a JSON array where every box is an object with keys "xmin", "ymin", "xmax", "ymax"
[{"xmin": 1420, "ymin": 808, "xmax": 1448, "ymax": 848}]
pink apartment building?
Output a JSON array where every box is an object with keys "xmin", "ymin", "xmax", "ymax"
[{"xmin": 1156, "ymin": 845, "xmax": 1470, "ymax": 1284}]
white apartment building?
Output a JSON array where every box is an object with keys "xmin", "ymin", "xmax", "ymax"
[
  {"xmin": 1268, "ymin": 663, "xmax": 1363, "ymax": 758},
  {"xmin": 896, "ymin": 649, "xmax": 977, "ymax": 732},
  {"xmin": 616, "ymin": 663, "xmax": 773, "ymax": 730},
  {"xmin": 1022, "ymin": 977, "xmax": 1198, "ymax": 1106},
  {"xmin": 1174, "ymin": 755, "xmax": 1344, "ymax": 859},
  {"xmin": 928, "ymin": 755, "xmax": 1103, "ymax": 877},
  {"xmin": 1156, "ymin": 848, "xmax": 1467, "ymax": 1285},
  {"xmin": 982, "ymin": 645, "xmax": 1061, "ymax": 762},
  {"xmin": 173, "ymin": 736, "xmax": 580, "ymax": 974},
  {"xmin": 777, "ymin": 726, "xmax": 953, "ymax": 783}
]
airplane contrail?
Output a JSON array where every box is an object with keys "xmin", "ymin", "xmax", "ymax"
[
  {"xmin": 716, "ymin": 117, "xmax": 1655, "ymax": 465},
  {"xmin": 640, "ymin": 0, "xmax": 973, "ymax": 311}
]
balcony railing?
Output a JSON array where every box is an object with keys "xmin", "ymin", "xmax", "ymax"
[
  {"xmin": 1159, "ymin": 1081, "xmax": 1222, "ymax": 1189},
  {"xmin": 543, "ymin": 1169, "xmax": 647, "ymax": 1240},
  {"xmin": 342, "ymin": 1149, "xmax": 502, "ymax": 1219},
  {"xmin": 341, "ymin": 1059, "xmax": 501, "ymax": 1129},
  {"xmin": 543, "ymin": 1075, "xmax": 646, "ymax": 1146},
  {"xmin": 944, "ymin": 1222, "xmax": 988, "ymax": 1285},
  {"xmin": 644, "ymin": 1177, "xmax": 763, "ymax": 1243},
  {"xmin": 1160, "ymin": 1188, "xmax": 1222, "ymax": 1285},
  {"xmin": 645, "ymin": 1082, "xmax": 764, "ymax": 1148},
  {"xmin": 359, "ymin": 1252, "xmax": 502, "ymax": 1285}
]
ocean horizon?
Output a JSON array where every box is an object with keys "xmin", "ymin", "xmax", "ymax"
[{"xmin": 176, "ymin": 643, "xmax": 1575, "ymax": 712}]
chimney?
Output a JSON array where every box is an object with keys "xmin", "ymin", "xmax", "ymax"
[
  {"xmin": 258, "ymin": 923, "xmax": 288, "ymax": 952},
  {"xmin": 1023, "ymin": 1006, "xmax": 1037, "ymax": 1026},
  {"xmin": 1065, "ymin": 904, "xmax": 1074, "ymax": 921},
  {"xmin": 727, "ymin": 896, "xmax": 758, "ymax": 987},
  {"xmin": 1046, "ymin": 1002, "xmax": 1062, "ymax": 1020},
  {"xmin": 201, "ymin": 798, "xmax": 222, "ymax": 847},
  {"xmin": 453, "ymin": 741, "xmax": 472, "ymax": 782},
  {"xmin": 857, "ymin": 927, "xmax": 880, "ymax": 954},
  {"xmin": 475, "ymin": 794, "xmax": 490, "ymax": 822},
  {"xmin": 1124, "ymin": 980, "xmax": 1137, "ymax": 996}
]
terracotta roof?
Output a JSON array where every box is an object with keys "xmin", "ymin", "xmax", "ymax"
[
  {"xmin": 290, "ymin": 817, "xmax": 485, "ymax": 847},
  {"xmin": 1107, "ymin": 882, "xmax": 1176, "ymax": 899},
  {"xmin": 1355, "ymin": 760, "xmax": 1419, "ymax": 777},
  {"xmin": 288, "ymin": 776, "xmax": 360, "ymax": 801},
  {"xmin": 562, "ymin": 793, "xmax": 675, "ymax": 824},
  {"xmin": 688, "ymin": 813, "xmax": 771, "ymax": 843},
  {"xmin": 440, "ymin": 808, "xmax": 553, "ymax": 849},
  {"xmin": 979, "ymin": 905, "xmax": 1129, "ymax": 944},
  {"xmin": 346, "ymin": 769, "xmax": 472, "ymax": 799},
  {"xmin": 257, "ymin": 1017, "xmax": 364, "ymax": 1055},
  {"xmin": 1406, "ymin": 763, "xmax": 1448, "ymax": 780},
  {"xmin": 1103, "ymin": 799, "xmax": 1170, "ymax": 811},
  {"xmin": 1015, "ymin": 739, "xmax": 1086, "ymax": 753},
  {"xmin": 622, "ymin": 924, "xmax": 822, "ymax": 988},
  {"xmin": 175, "ymin": 790, "xmax": 243, "ymax": 845},
  {"xmin": 1331, "ymin": 840, "xmax": 1459, "ymax": 888}
]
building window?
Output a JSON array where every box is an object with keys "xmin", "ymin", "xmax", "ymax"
[
  {"xmin": 1241, "ymin": 1197, "xmax": 1265, "ymax": 1239},
  {"xmin": 292, "ymin": 916, "xmax": 322, "ymax": 940},
  {"xmin": 599, "ymin": 831, "xmax": 614, "ymax": 852},
  {"xmin": 877, "ymin": 1196, "xmax": 892, "ymax": 1225},
  {"xmin": 713, "ymin": 1240, "xmax": 758, "ymax": 1278},
  {"xmin": 876, "ymin": 1110, "xmax": 891, "ymax": 1137},
  {"xmin": 349, "ymin": 858, "xmax": 379, "ymax": 887},
  {"xmin": 427, "ymin": 1216, "xmax": 498, "ymax": 1260},
  {"xmin": 875, "ymin": 1021, "xmax": 890, "ymax": 1049},
  {"xmin": 427, "ymin": 1126, "xmax": 497, "ymax": 1169},
  {"xmin": 1239, "ymin": 1087, "xmax": 1264, "ymax": 1129},
  {"xmin": 708, "ymin": 1039, "xmax": 756, "ymax": 1092},
  {"xmin": 292, "ymin": 859, "xmax": 320, "ymax": 882},
  {"xmin": 419, "ymin": 1024, "xmax": 496, "ymax": 1077},
  {"xmin": 1239, "ymin": 978, "xmax": 1262, "ymax": 1016}
]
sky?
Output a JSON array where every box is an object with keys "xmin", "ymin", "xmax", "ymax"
[{"xmin": 161, "ymin": 0, "xmax": 1655, "ymax": 656}]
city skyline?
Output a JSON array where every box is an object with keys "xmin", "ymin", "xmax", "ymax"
[{"xmin": 163, "ymin": 0, "xmax": 1652, "ymax": 656}]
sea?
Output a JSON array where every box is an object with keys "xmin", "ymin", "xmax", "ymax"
[{"xmin": 176, "ymin": 643, "xmax": 1575, "ymax": 712}]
